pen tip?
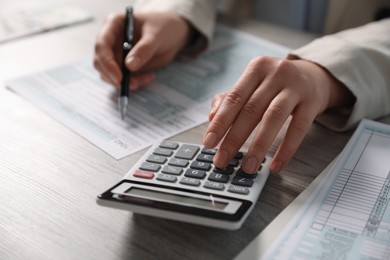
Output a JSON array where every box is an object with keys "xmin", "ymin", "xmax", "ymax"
[
  {"xmin": 120, "ymin": 108, "xmax": 126, "ymax": 120},
  {"xmin": 118, "ymin": 96, "xmax": 128, "ymax": 121}
]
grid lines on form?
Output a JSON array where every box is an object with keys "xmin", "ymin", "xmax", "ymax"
[
  {"xmin": 266, "ymin": 122, "xmax": 390, "ymax": 260},
  {"xmin": 312, "ymin": 130, "xmax": 390, "ymax": 235}
]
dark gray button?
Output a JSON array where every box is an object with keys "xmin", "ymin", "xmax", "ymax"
[
  {"xmin": 156, "ymin": 173, "xmax": 177, "ymax": 183},
  {"xmin": 168, "ymin": 158, "xmax": 189, "ymax": 167},
  {"xmin": 229, "ymin": 159, "xmax": 239, "ymax": 167},
  {"xmin": 184, "ymin": 169, "xmax": 206, "ymax": 179},
  {"xmin": 204, "ymin": 181, "xmax": 225, "ymax": 191},
  {"xmin": 146, "ymin": 154, "xmax": 167, "ymax": 164},
  {"xmin": 159, "ymin": 141, "xmax": 179, "ymax": 150},
  {"xmin": 208, "ymin": 172, "xmax": 230, "ymax": 183},
  {"xmin": 174, "ymin": 144, "xmax": 200, "ymax": 159},
  {"xmin": 213, "ymin": 166, "xmax": 234, "ymax": 175},
  {"xmin": 162, "ymin": 165, "xmax": 183, "ymax": 175},
  {"xmin": 190, "ymin": 161, "xmax": 211, "ymax": 171},
  {"xmin": 236, "ymin": 168, "xmax": 258, "ymax": 179},
  {"xmin": 201, "ymin": 147, "xmax": 218, "ymax": 155},
  {"xmin": 231, "ymin": 176, "xmax": 254, "ymax": 187},
  {"xmin": 180, "ymin": 177, "xmax": 201, "ymax": 186},
  {"xmin": 153, "ymin": 147, "xmax": 174, "ymax": 157},
  {"xmin": 139, "ymin": 162, "xmax": 161, "ymax": 172},
  {"xmin": 236, "ymin": 168, "xmax": 258, "ymax": 178},
  {"xmin": 196, "ymin": 153, "xmax": 214, "ymax": 163},
  {"xmin": 228, "ymin": 185, "xmax": 250, "ymax": 194},
  {"xmin": 234, "ymin": 152, "xmax": 244, "ymax": 159}
]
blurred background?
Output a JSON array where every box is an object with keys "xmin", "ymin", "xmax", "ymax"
[{"xmin": 219, "ymin": 0, "xmax": 390, "ymax": 35}]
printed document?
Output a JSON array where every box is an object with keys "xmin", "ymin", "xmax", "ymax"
[
  {"xmin": 240, "ymin": 119, "xmax": 390, "ymax": 259},
  {"xmin": 0, "ymin": 4, "xmax": 92, "ymax": 43},
  {"xmin": 7, "ymin": 26, "xmax": 288, "ymax": 159}
]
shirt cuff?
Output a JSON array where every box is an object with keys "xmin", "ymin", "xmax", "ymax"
[{"xmin": 134, "ymin": 0, "xmax": 217, "ymax": 57}]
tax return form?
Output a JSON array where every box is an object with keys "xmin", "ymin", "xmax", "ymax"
[
  {"xmin": 6, "ymin": 26, "xmax": 288, "ymax": 159},
  {"xmin": 236, "ymin": 119, "xmax": 390, "ymax": 260}
]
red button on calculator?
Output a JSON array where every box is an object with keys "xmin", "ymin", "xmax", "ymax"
[{"xmin": 133, "ymin": 169, "xmax": 154, "ymax": 179}]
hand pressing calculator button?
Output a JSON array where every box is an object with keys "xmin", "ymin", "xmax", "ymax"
[{"xmin": 97, "ymin": 141, "xmax": 270, "ymax": 230}]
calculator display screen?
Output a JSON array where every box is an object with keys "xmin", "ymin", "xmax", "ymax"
[{"xmin": 127, "ymin": 187, "xmax": 228, "ymax": 210}]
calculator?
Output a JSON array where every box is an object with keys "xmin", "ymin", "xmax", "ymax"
[{"xmin": 97, "ymin": 141, "xmax": 270, "ymax": 230}]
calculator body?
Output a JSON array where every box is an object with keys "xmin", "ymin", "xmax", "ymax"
[{"xmin": 98, "ymin": 141, "xmax": 270, "ymax": 230}]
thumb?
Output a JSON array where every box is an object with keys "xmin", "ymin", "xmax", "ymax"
[{"xmin": 126, "ymin": 34, "xmax": 158, "ymax": 72}]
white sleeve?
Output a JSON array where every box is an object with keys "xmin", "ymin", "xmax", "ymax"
[
  {"xmin": 289, "ymin": 18, "xmax": 390, "ymax": 131},
  {"xmin": 134, "ymin": 0, "xmax": 217, "ymax": 56}
]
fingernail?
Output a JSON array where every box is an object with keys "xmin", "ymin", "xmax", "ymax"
[
  {"xmin": 215, "ymin": 150, "xmax": 229, "ymax": 167},
  {"xmin": 271, "ymin": 160, "xmax": 284, "ymax": 173},
  {"xmin": 243, "ymin": 157, "xmax": 257, "ymax": 173},
  {"xmin": 126, "ymin": 56, "xmax": 141, "ymax": 70},
  {"xmin": 203, "ymin": 132, "xmax": 218, "ymax": 147},
  {"xmin": 208, "ymin": 106, "xmax": 216, "ymax": 121}
]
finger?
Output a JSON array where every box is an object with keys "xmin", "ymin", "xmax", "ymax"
[
  {"xmin": 125, "ymin": 32, "xmax": 159, "ymax": 72},
  {"xmin": 94, "ymin": 21, "xmax": 123, "ymax": 86},
  {"xmin": 135, "ymin": 51, "xmax": 176, "ymax": 72},
  {"xmin": 213, "ymin": 80, "xmax": 280, "ymax": 169},
  {"xmin": 97, "ymin": 13, "xmax": 125, "ymax": 48},
  {"xmin": 94, "ymin": 60, "xmax": 118, "ymax": 87},
  {"xmin": 136, "ymin": 73, "xmax": 155, "ymax": 88},
  {"xmin": 203, "ymin": 57, "xmax": 271, "ymax": 149},
  {"xmin": 94, "ymin": 13, "xmax": 124, "ymax": 85},
  {"xmin": 101, "ymin": 74, "xmax": 117, "ymax": 87},
  {"xmin": 94, "ymin": 52, "xmax": 121, "ymax": 87},
  {"xmin": 242, "ymin": 89, "xmax": 300, "ymax": 173},
  {"xmin": 209, "ymin": 92, "xmax": 227, "ymax": 121},
  {"xmin": 129, "ymin": 73, "xmax": 155, "ymax": 91},
  {"xmin": 270, "ymin": 105, "xmax": 315, "ymax": 173}
]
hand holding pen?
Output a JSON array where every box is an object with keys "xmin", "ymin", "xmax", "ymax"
[{"xmin": 93, "ymin": 7, "xmax": 196, "ymax": 116}]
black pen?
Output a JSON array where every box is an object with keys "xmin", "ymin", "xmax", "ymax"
[{"xmin": 119, "ymin": 6, "xmax": 134, "ymax": 120}]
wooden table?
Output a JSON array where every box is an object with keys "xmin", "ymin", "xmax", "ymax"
[{"xmin": 0, "ymin": 0, "xmax": 379, "ymax": 259}]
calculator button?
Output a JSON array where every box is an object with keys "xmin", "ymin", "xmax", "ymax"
[
  {"xmin": 228, "ymin": 185, "xmax": 250, "ymax": 195},
  {"xmin": 234, "ymin": 152, "xmax": 244, "ymax": 159},
  {"xmin": 229, "ymin": 159, "xmax": 239, "ymax": 167},
  {"xmin": 231, "ymin": 177, "xmax": 254, "ymax": 187},
  {"xmin": 213, "ymin": 166, "xmax": 234, "ymax": 175},
  {"xmin": 236, "ymin": 168, "xmax": 258, "ymax": 178},
  {"xmin": 180, "ymin": 177, "xmax": 201, "ymax": 186},
  {"xmin": 153, "ymin": 148, "xmax": 174, "ymax": 157},
  {"xmin": 190, "ymin": 161, "xmax": 211, "ymax": 171},
  {"xmin": 146, "ymin": 154, "xmax": 167, "ymax": 164},
  {"xmin": 133, "ymin": 169, "xmax": 154, "ymax": 179},
  {"xmin": 201, "ymin": 147, "xmax": 218, "ymax": 155},
  {"xmin": 168, "ymin": 158, "xmax": 189, "ymax": 167},
  {"xmin": 139, "ymin": 162, "xmax": 161, "ymax": 172},
  {"xmin": 184, "ymin": 169, "xmax": 206, "ymax": 179},
  {"xmin": 159, "ymin": 141, "xmax": 179, "ymax": 150},
  {"xmin": 208, "ymin": 172, "xmax": 229, "ymax": 183},
  {"xmin": 162, "ymin": 165, "xmax": 183, "ymax": 175},
  {"xmin": 196, "ymin": 154, "xmax": 214, "ymax": 163},
  {"xmin": 174, "ymin": 144, "xmax": 200, "ymax": 159},
  {"xmin": 204, "ymin": 181, "xmax": 225, "ymax": 191},
  {"xmin": 156, "ymin": 173, "xmax": 177, "ymax": 183}
]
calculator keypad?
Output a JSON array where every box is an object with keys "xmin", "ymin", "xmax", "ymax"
[{"xmin": 132, "ymin": 142, "xmax": 267, "ymax": 195}]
